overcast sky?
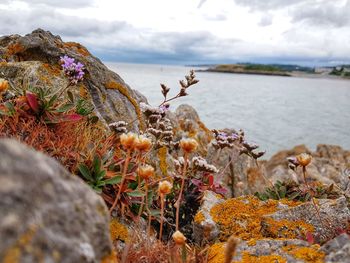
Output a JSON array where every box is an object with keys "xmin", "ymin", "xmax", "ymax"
[{"xmin": 0, "ymin": 0, "xmax": 349, "ymax": 65}]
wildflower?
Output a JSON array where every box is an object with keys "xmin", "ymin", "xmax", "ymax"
[
  {"xmin": 135, "ymin": 135, "xmax": 152, "ymax": 152},
  {"xmin": 60, "ymin": 55, "xmax": 85, "ymax": 84},
  {"xmin": 296, "ymin": 153, "xmax": 312, "ymax": 167},
  {"xmin": 138, "ymin": 165, "xmax": 154, "ymax": 180},
  {"xmin": 0, "ymin": 79, "xmax": 9, "ymax": 93},
  {"xmin": 179, "ymin": 138, "xmax": 198, "ymax": 154},
  {"xmin": 172, "ymin": 230, "xmax": 186, "ymax": 245},
  {"xmin": 120, "ymin": 132, "xmax": 138, "ymax": 150},
  {"xmin": 158, "ymin": 180, "xmax": 172, "ymax": 195}
]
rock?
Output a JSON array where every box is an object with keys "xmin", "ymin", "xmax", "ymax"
[
  {"xmin": 321, "ymin": 233, "xmax": 350, "ymax": 263},
  {"xmin": 0, "ymin": 139, "xmax": 114, "ymax": 263},
  {"xmin": 261, "ymin": 197, "xmax": 350, "ymax": 244},
  {"xmin": 208, "ymin": 239, "xmax": 326, "ymax": 263},
  {"xmin": 0, "ymin": 28, "xmax": 145, "ymax": 131}
]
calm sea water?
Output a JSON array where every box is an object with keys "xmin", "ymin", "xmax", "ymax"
[{"xmin": 106, "ymin": 62, "xmax": 350, "ymax": 158}]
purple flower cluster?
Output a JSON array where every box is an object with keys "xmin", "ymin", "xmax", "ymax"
[{"xmin": 60, "ymin": 55, "xmax": 85, "ymax": 84}]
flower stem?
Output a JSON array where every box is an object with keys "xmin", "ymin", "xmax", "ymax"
[
  {"xmin": 159, "ymin": 194, "xmax": 165, "ymax": 241},
  {"xmin": 175, "ymin": 152, "xmax": 188, "ymax": 231},
  {"xmin": 109, "ymin": 149, "xmax": 131, "ymax": 213}
]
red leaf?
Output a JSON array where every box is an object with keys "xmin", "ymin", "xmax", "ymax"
[
  {"xmin": 26, "ymin": 92, "xmax": 39, "ymax": 113},
  {"xmin": 306, "ymin": 232, "xmax": 314, "ymax": 245},
  {"xmin": 62, "ymin": 113, "xmax": 83, "ymax": 122},
  {"xmin": 208, "ymin": 175, "xmax": 214, "ymax": 186}
]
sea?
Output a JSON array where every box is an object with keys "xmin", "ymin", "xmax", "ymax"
[{"xmin": 106, "ymin": 62, "xmax": 350, "ymax": 158}]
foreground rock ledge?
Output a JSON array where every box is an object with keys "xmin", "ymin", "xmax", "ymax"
[{"xmin": 0, "ymin": 139, "xmax": 114, "ymax": 263}]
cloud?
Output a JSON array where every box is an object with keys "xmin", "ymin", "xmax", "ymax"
[
  {"xmin": 259, "ymin": 14, "xmax": 273, "ymax": 26},
  {"xmin": 2, "ymin": 0, "xmax": 96, "ymax": 8},
  {"xmin": 234, "ymin": 0, "xmax": 306, "ymax": 11},
  {"xmin": 291, "ymin": 0, "xmax": 350, "ymax": 27}
]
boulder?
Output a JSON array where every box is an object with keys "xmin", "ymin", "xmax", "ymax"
[
  {"xmin": 0, "ymin": 28, "xmax": 145, "ymax": 131},
  {"xmin": 321, "ymin": 233, "xmax": 350, "ymax": 263},
  {"xmin": 0, "ymin": 139, "xmax": 115, "ymax": 263}
]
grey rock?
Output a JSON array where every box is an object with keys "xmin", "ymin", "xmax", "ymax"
[
  {"xmin": 322, "ymin": 233, "xmax": 350, "ymax": 263},
  {"xmin": 0, "ymin": 139, "xmax": 113, "ymax": 263},
  {"xmin": 0, "ymin": 28, "xmax": 145, "ymax": 131}
]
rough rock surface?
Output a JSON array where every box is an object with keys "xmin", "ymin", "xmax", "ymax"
[
  {"xmin": 0, "ymin": 139, "xmax": 113, "ymax": 263},
  {"xmin": 321, "ymin": 233, "xmax": 350, "ymax": 262},
  {"xmin": 0, "ymin": 28, "xmax": 145, "ymax": 130}
]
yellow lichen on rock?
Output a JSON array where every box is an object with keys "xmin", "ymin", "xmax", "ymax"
[
  {"xmin": 194, "ymin": 211, "xmax": 205, "ymax": 224},
  {"xmin": 110, "ymin": 219, "xmax": 129, "ymax": 242},
  {"xmin": 282, "ymin": 245, "xmax": 325, "ymax": 263},
  {"xmin": 262, "ymin": 218, "xmax": 314, "ymax": 239},
  {"xmin": 105, "ymin": 81, "xmax": 145, "ymax": 131},
  {"xmin": 233, "ymin": 251, "xmax": 287, "ymax": 263},
  {"xmin": 207, "ymin": 242, "xmax": 226, "ymax": 263},
  {"xmin": 101, "ymin": 249, "xmax": 118, "ymax": 263}
]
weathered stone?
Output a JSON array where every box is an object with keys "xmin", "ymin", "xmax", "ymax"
[
  {"xmin": 0, "ymin": 28, "xmax": 145, "ymax": 131},
  {"xmin": 0, "ymin": 139, "xmax": 114, "ymax": 263},
  {"xmin": 321, "ymin": 233, "xmax": 350, "ymax": 263},
  {"xmin": 261, "ymin": 197, "xmax": 350, "ymax": 243}
]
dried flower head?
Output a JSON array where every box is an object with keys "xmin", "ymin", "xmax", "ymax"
[
  {"xmin": 172, "ymin": 230, "xmax": 186, "ymax": 245},
  {"xmin": 138, "ymin": 165, "xmax": 155, "ymax": 180},
  {"xmin": 192, "ymin": 156, "xmax": 218, "ymax": 173},
  {"xmin": 179, "ymin": 138, "xmax": 198, "ymax": 153},
  {"xmin": 135, "ymin": 135, "xmax": 152, "ymax": 152},
  {"xmin": 60, "ymin": 55, "xmax": 85, "ymax": 84},
  {"xmin": 0, "ymin": 79, "xmax": 9, "ymax": 93},
  {"xmin": 158, "ymin": 180, "xmax": 173, "ymax": 195},
  {"xmin": 120, "ymin": 132, "xmax": 138, "ymax": 150},
  {"xmin": 109, "ymin": 121, "xmax": 128, "ymax": 134},
  {"xmin": 296, "ymin": 153, "xmax": 312, "ymax": 167}
]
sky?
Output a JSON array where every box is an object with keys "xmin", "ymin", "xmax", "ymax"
[{"xmin": 0, "ymin": 0, "xmax": 350, "ymax": 66}]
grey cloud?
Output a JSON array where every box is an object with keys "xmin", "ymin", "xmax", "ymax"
[
  {"xmin": 234, "ymin": 0, "xmax": 307, "ymax": 11},
  {"xmin": 259, "ymin": 14, "xmax": 273, "ymax": 26},
  {"xmin": 2, "ymin": 0, "xmax": 95, "ymax": 8},
  {"xmin": 291, "ymin": 1, "xmax": 350, "ymax": 27}
]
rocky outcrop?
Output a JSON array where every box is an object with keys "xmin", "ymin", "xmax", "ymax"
[
  {"xmin": 0, "ymin": 28, "xmax": 145, "ymax": 130},
  {"xmin": 0, "ymin": 139, "xmax": 114, "ymax": 263},
  {"xmin": 265, "ymin": 144, "xmax": 350, "ymax": 190}
]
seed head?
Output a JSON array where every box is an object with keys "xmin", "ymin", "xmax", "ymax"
[
  {"xmin": 158, "ymin": 180, "xmax": 173, "ymax": 195},
  {"xmin": 296, "ymin": 153, "xmax": 312, "ymax": 167},
  {"xmin": 138, "ymin": 165, "xmax": 155, "ymax": 180},
  {"xmin": 120, "ymin": 132, "xmax": 138, "ymax": 150},
  {"xmin": 179, "ymin": 138, "xmax": 198, "ymax": 154},
  {"xmin": 172, "ymin": 230, "xmax": 186, "ymax": 245},
  {"xmin": 135, "ymin": 135, "xmax": 152, "ymax": 152}
]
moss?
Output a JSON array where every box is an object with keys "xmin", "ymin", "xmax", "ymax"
[
  {"xmin": 233, "ymin": 252, "xmax": 287, "ymax": 263},
  {"xmin": 110, "ymin": 219, "xmax": 129, "ymax": 242},
  {"xmin": 105, "ymin": 81, "xmax": 144, "ymax": 131},
  {"xmin": 210, "ymin": 196, "xmax": 307, "ymax": 241},
  {"xmin": 207, "ymin": 242, "xmax": 226, "ymax": 263},
  {"xmin": 158, "ymin": 146, "xmax": 168, "ymax": 176},
  {"xmin": 263, "ymin": 218, "xmax": 314, "ymax": 239},
  {"xmin": 282, "ymin": 245, "xmax": 325, "ymax": 263},
  {"xmin": 64, "ymin": 42, "xmax": 90, "ymax": 56},
  {"xmin": 194, "ymin": 211, "xmax": 205, "ymax": 224}
]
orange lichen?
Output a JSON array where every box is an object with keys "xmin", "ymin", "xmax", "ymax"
[
  {"xmin": 194, "ymin": 211, "xmax": 205, "ymax": 224},
  {"xmin": 282, "ymin": 245, "xmax": 325, "ymax": 263},
  {"xmin": 233, "ymin": 252, "xmax": 287, "ymax": 263},
  {"xmin": 210, "ymin": 196, "xmax": 278, "ymax": 240},
  {"xmin": 157, "ymin": 146, "xmax": 168, "ymax": 176},
  {"xmin": 101, "ymin": 249, "xmax": 118, "ymax": 263},
  {"xmin": 207, "ymin": 242, "xmax": 226, "ymax": 263},
  {"xmin": 110, "ymin": 219, "xmax": 129, "ymax": 242},
  {"xmin": 262, "ymin": 218, "xmax": 314, "ymax": 239},
  {"xmin": 42, "ymin": 63, "xmax": 61, "ymax": 76},
  {"xmin": 6, "ymin": 42, "xmax": 25, "ymax": 56},
  {"xmin": 105, "ymin": 81, "xmax": 144, "ymax": 131},
  {"xmin": 64, "ymin": 42, "xmax": 90, "ymax": 56},
  {"xmin": 210, "ymin": 196, "xmax": 307, "ymax": 241},
  {"xmin": 246, "ymin": 239, "xmax": 257, "ymax": 246}
]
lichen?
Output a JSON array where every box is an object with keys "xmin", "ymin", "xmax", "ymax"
[
  {"xmin": 233, "ymin": 251, "xmax": 287, "ymax": 263},
  {"xmin": 105, "ymin": 81, "xmax": 145, "ymax": 131},
  {"xmin": 210, "ymin": 196, "xmax": 307, "ymax": 241},
  {"xmin": 282, "ymin": 245, "xmax": 325, "ymax": 263},
  {"xmin": 262, "ymin": 218, "xmax": 314, "ymax": 239},
  {"xmin": 207, "ymin": 242, "xmax": 226, "ymax": 263},
  {"xmin": 101, "ymin": 249, "xmax": 118, "ymax": 263},
  {"xmin": 6, "ymin": 42, "xmax": 25, "ymax": 57},
  {"xmin": 110, "ymin": 219, "xmax": 129, "ymax": 242},
  {"xmin": 194, "ymin": 211, "xmax": 205, "ymax": 224},
  {"xmin": 158, "ymin": 146, "xmax": 168, "ymax": 176},
  {"xmin": 64, "ymin": 42, "xmax": 90, "ymax": 56}
]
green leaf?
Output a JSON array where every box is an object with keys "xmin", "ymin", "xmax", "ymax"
[
  {"xmin": 96, "ymin": 170, "xmax": 106, "ymax": 181},
  {"xmin": 181, "ymin": 244, "xmax": 187, "ymax": 262},
  {"xmin": 56, "ymin": 103, "xmax": 75, "ymax": 113},
  {"xmin": 67, "ymin": 90, "xmax": 74, "ymax": 102},
  {"xmin": 127, "ymin": 190, "xmax": 145, "ymax": 197},
  {"xmin": 288, "ymin": 192, "xmax": 300, "ymax": 200},
  {"xmin": 279, "ymin": 186, "xmax": 287, "ymax": 198},
  {"xmin": 103, "ymin": 176, "xmax": 122, "ymax": 185},
  {"xmin": 46, "ymin": 94, "xmax": 58, "ymax": 109},
  {"xmin": 149, "ymin": 209, "xmax": 161, "ymax": 216},
  {"xmin": 78, "ymin": 164, "xmax": 93, "ymax": 182},
  {"xmin": 93, "ymin": 156, "xmax": 101, "ymax": 176},
  {"xmin": 93, "ymin": 186, "xmax": 103, "ymax": 194}
]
